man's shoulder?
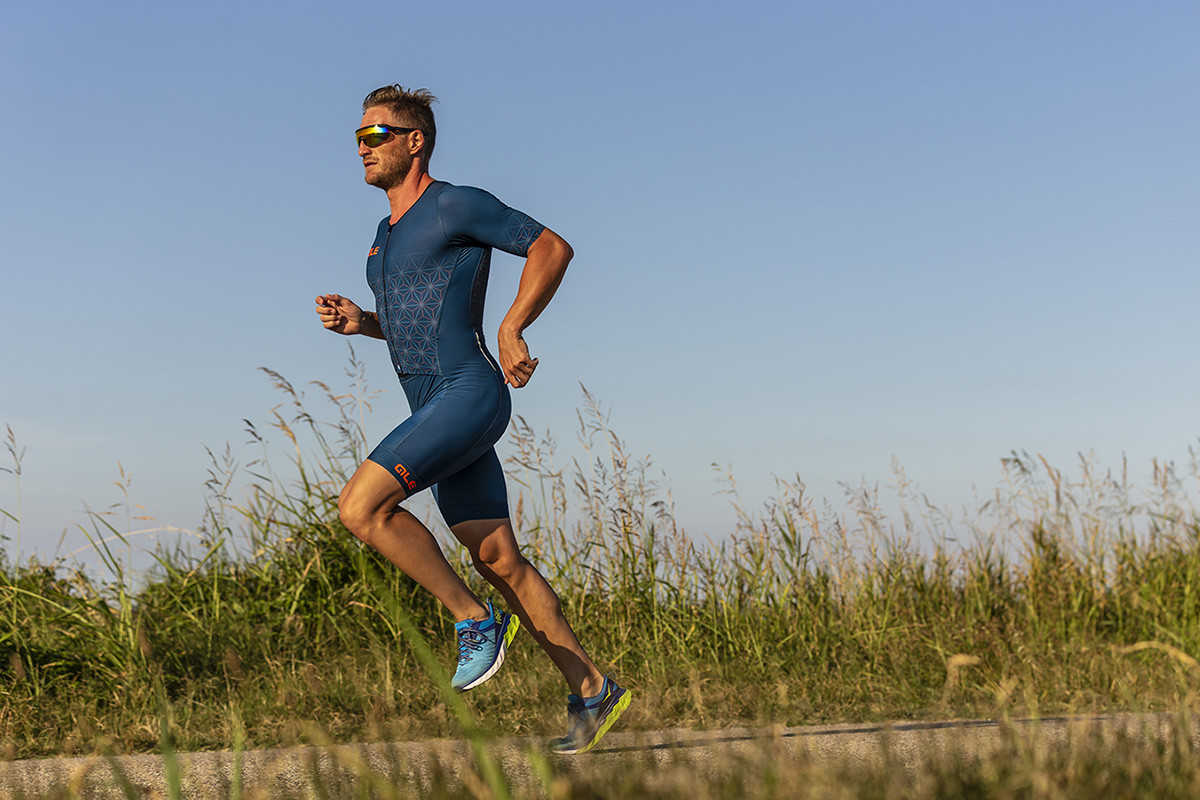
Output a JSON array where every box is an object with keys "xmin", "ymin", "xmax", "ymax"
[
  {"xmin": 434, "ymin": 181, "xmax": 502, "ymax": 204},
  {"xmin": 433, "ymin": 181, "xmax": 511, "ymax": 220}
]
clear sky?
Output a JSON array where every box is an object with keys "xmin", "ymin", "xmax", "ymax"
[{"xmin": 2, "ymin": 1, "xmax": 1198, "ymax": 564}]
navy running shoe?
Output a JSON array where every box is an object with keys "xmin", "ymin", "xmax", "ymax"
[
  {"xmin": 451, "ymin": 600, "xmax": 519, "ymax": 691},
  {"xmin": 549, "ymin": 675, "xmax": 632, "ymax": 754}
]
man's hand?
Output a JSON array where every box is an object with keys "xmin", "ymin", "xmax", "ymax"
[
  {"xmin": 316, "ymin": 293, "xmax": 372, "ymax": 336},
  {"xmin": 495, "ymin": 228, "xmax": 572, "ymax": 389},
  {"xmin": 497, "ymin": 329, "xmax": 538, "ymax": 388}
]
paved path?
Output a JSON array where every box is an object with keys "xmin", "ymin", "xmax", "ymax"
[{"xmin": 1, "ymin": 714, "xmax": 1193, "ymax": 798}]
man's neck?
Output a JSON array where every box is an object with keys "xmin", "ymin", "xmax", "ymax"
[{"xmin": 386, "ymin": 168, "xmax": 436, "ymax": 224}]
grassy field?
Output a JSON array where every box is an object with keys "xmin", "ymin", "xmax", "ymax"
[{"xmin": 2, "ymin": 360, "xmax": 1200, "ymax": 796}]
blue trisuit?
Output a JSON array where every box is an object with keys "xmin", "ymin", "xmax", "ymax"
[{"xmin": 363, "ymin": 181, "xmax": 546, "ymax": 527}]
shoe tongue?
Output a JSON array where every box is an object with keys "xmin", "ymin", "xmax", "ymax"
[
  {"xmin": 456, "ymin": 614, "xmax": 493, "ymax": 632},
  {"xmin": 582, "ymin": 677, "xmax": 610, "ymax": 707}
]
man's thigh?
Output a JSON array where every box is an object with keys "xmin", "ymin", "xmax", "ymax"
[
  {"xmin": 434, "ymin": 448, "xmax": 510, "ymax": 528},
  {"xmin": 340, "ymin": 459, "xmax": 410, "ymax": 520},
  {"xmin": 369, "ymin": 372, "xmax": 509, "ymax": 497}
]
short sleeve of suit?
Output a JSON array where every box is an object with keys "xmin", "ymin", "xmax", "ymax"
[{"xmin": 436, "ymin": 184, "xmax": 546, "ymax": 257}]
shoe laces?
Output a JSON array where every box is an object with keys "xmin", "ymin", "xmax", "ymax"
[
  {"xmin": 560, "ymin": 698, "xmax": 591, "ymax": 740},
  {"xmin": 457, "ymin": 627, "xmax": 488, "ymax": 664}
]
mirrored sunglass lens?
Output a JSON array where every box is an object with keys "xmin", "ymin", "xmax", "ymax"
[{"xmin": 356, "ymin": 126, "xmax": 390, "ymax": 147}]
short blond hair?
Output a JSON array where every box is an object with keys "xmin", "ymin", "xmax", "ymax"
[{"xmin": 363, "ymin": 85, "xmax": 438, "ymax": 160}]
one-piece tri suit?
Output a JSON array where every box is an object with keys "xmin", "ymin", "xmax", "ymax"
[{"xmin": 363, "ymin": 180, "xmax": 545, "ymax": 527}]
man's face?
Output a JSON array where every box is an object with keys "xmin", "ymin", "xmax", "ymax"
[{"xmin": 358, "ymin": 106, "xmax": 414, "ymax": 190}]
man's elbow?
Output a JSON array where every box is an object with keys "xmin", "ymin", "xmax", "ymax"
[{"xmin": 538, "ymin": 229, "xmax": 573, "ymax": 268}]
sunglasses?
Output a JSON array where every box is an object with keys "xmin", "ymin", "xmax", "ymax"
[{"xmin": 356, "ymin": 124, "xmax": 420, "ymax": 148}]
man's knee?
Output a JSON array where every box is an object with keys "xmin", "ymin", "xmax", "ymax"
[
  {"xmin": 336, "ymin": 461, "xmax": 411, "ymax": 546},
  {"xmin": 337, "ymin": 497, "xmax": 365, "ymax": 538},
  {"xmin": 474, "ymin": 542, "xmax": 528, "ymax": 582},
  {"xmin": 338, "ymin": 489, "xmax": 382, "ymax": 543}
]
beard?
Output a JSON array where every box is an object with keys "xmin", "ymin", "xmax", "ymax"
[{"xmin": 365, "ymin": 151, "xmax": 413, "ymax": 190}]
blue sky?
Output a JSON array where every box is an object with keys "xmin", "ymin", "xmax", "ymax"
[{"xmin": 2, "ymin": 1, "xmax": 1198, "ymax": 563}]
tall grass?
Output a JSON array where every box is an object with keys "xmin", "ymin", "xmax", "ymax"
[
  {"xmin": 0, "ymin": 425, "xmax": 24, "ymax": 562},
  {"xmin": 1, "ymin": 351, "xmax": 1200, "ymax": 765}
]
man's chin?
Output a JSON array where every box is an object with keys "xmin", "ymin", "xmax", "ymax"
[{"xmin": 365, "ymin": 169, "xmax": 402, "ymax": 190}]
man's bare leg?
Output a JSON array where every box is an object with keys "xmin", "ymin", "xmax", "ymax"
[
  {"xmin": 338, "ymin": 460, "xmax": 488, "ymax": 623},
  {"xmin": 451, "ymin": 517, "xmax": 605, "ymax": 699}
]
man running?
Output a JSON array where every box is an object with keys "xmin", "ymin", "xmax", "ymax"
[{"xmin": 315, "ymin": 85, "xmax": 629, "ymax": 754}]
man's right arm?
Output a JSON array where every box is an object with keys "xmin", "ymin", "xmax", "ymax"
[{"xmin": 315, "ymin": 293, "xmax": 385, "ymax": 339}]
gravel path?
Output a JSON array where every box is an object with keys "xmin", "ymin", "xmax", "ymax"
[{"xmin": 1, "ymin": 714, "xmax": 1191, "ymax": 798}]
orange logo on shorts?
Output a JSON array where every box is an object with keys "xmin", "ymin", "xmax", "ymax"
[
  {"xmin": 369, "ymin": 246, "xmax": 380, "ymax": 257},
  {"xmin": 394, "ymin": 463, "xmax": 417, "ymax": 490}
]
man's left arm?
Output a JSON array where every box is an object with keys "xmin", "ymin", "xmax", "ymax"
[{"xmin": 497, "ymin": 228, "xmax": 573, "ymax": 388}]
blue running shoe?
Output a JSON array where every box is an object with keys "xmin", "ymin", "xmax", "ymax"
[
  {"xmin": 549, "ymin": 675, "xmax": 631, "ymax": 754},
  {"xmin": 451, "ymin": 600, "xmax": 519, "ymax": 692}
]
